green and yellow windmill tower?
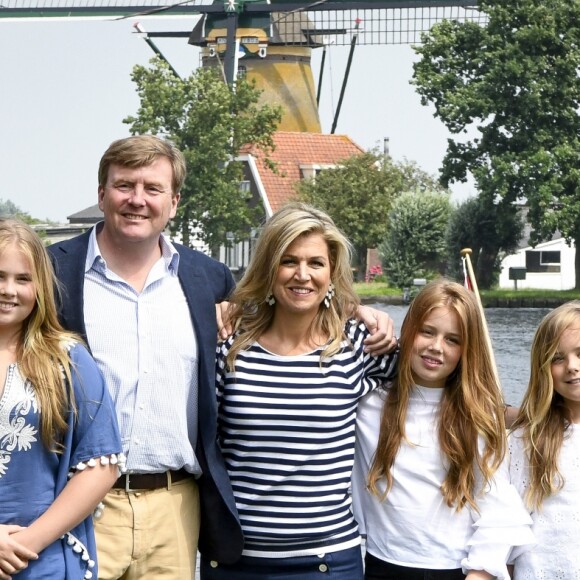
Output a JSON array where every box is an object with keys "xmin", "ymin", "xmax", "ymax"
[{"xmin": 189, "ymin": 0, "xmax": 325, "ymax": 132}]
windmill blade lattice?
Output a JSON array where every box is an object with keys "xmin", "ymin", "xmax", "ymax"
[{"xmin": 1, "ymin": 0, "xmax": 485, "ymax": 45}]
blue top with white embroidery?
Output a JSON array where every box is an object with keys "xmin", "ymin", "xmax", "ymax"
[{"xmin": 0, "ymin": 342, "xmax": 123, "ymax": 579}]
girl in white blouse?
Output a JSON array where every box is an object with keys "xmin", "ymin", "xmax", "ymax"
[
  {"xmin": 353, "ymin": 279, "xmax": 534, "ymax": 580},
  {"xmin": 509, "ymin": 301, "xmax": 580, "ymax": 578}
]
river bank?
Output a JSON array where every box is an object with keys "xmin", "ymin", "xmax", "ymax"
[{"xmin": 359, "ymin": 295, "xmax": 571, "ymax": 308}]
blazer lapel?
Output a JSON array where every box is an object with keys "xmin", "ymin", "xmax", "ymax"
[{"xmin": 51, "ymin": 230, "xmax": 91, "ymax": 342}]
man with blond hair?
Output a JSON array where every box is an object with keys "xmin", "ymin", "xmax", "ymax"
[{"xmin": 49, "ymin": 135, "xmax": 242, "ymax": 578}]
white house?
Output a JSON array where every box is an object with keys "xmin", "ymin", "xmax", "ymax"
[{"xmin": 499, "ymin": 222, "xmax": 576, "ymax": 290}]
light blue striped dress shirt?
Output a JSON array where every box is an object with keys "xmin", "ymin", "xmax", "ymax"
[{"xmin": 83, "ymin": 228, "xmax": 200, "ymax": 475}]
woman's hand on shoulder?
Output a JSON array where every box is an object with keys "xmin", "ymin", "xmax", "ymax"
[
  {"xmin": 0, "ymin": 525, "xmax": 38, "ymax": 579},
  {"xmin": 355, "ymin": 305, "xmax": 397, "ymax": 356}
]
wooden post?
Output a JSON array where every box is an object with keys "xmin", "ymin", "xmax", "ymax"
[{"xmin": 460, "ymin": 248, "xmax": 501, "ymax": 388}]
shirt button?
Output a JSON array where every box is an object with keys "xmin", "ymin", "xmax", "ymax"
[
  {"xmin": 319, "ymin": 564, "xmax": 328, "ymax": 572},
  {"xmin": 210, "ymin": 561, "xmax": 218, "ymax": 568}
]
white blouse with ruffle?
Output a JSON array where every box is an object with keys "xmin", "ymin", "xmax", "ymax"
[
  {"xmin": 509, "ymin": 424, "xmax": 580, "ymax": 579},
  {"xmin": 352, "ymin": 386, "xmax": 535, "ymax": 579}
]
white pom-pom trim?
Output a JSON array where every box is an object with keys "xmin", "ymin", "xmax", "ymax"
[
  {"xmin": 93, "ymin": 502, "xmax": 105, "ymax": 519},
  {"xmin": 68, "ymin": 453, "xmax": 127, "ymax": 478},
  {"xmin": 61, "ymin": 531, "xmax": 94, "ymax": 578}
]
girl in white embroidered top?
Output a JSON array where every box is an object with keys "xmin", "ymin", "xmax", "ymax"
[
  {"xmin": 201, "ymin": 203, "xmax": 398, "ymax": 580},
  {"xmin": 0, "ymin": 219, "xmax": 124, "ymax": 580},
  {"xmin": 352, "ymin": 279, "xmax": 534, "ymax": 580},
  {"xmin": 509, "ymin": 301, "xmax": 580, "ymax": 578}
]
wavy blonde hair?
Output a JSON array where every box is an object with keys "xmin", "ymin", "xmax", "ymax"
[
  {"xmin": 0, "ymin": 219, "xmax": 79, "ymax": 450},
  {"xmin": 511, "ymin": 301, "xmax": 580, "ymax": 510},
  {"xmin": 368, "ymin": 279, "xmax": 506, "ymax": 511},
  {"xmin": 225, "ymin": 202, "xmax": 359, "ymax": 370}
]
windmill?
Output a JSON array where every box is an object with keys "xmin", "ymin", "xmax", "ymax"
[{"xmin": 1, "ymin": 1, "xmax": 482, "ymax": 132}]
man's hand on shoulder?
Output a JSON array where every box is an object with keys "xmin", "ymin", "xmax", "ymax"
[{"xmin": 216, "ymin": 302, "xmax": 234, "ymax": 340}]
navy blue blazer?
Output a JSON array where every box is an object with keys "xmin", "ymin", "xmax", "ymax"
[{"xmin": 48, "ymin": 229, "xmax": 244, "ymax": 564}]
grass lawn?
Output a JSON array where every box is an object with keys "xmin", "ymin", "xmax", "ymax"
[
  {"xmin": 354, "ymin": 282, "xmax": 580, "ymax": 301},
  {"xmin": 480, "ymin": 288, "xmax": 580, "ymax": 300},
  {"xmin": 353, "ymin": 282, "xmax": 399, "ymax": 297}
]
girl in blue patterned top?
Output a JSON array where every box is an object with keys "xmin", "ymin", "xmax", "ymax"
[
  {"xmin": 0, "ymin": 219, "xmax": 124, "ymax": 580},
  {"xmin": 200, "ymin": 202, "xmax": 398, "ymax": 580}
]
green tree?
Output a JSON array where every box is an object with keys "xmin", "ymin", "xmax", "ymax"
[
  {"xmin": 445, "ymin": 196, "xmax": 524, "ymax": 288},
  {"xmin": 412, "ymin": 0, "xmax": 580, "ymax": 287},
  {"xmin": 379, "ymin": 190, "xmax": 453, "ymax": 289},
  {"xmin": 124, "ymin": 58, "xmax": 282, "ymax": 251},
  {"xmin": 297, "ymin": 152, "xmax": 443, "ymax": 278},
  {"xmin": 0, "ymin": 198, "xmax": 38, "ymax": 224}
]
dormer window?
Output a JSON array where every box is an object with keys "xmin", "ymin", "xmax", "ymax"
[{"xmin": 299, "ymin": 164, "xmax": 335, "ymax": 181}]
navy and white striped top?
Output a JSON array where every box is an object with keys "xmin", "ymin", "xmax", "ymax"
[{"xmin": 216, "ymin": 320, "xmax": 397, "ymax": 558}]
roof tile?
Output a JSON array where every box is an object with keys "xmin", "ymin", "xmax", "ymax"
[{"xmin": 248, "ymin": 131, "xmax": 365, "ymax": 212}]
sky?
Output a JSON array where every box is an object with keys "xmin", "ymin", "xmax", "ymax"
[{"xmin": 0, "ymin": 14, "xmax": 476, "ymax": 223}]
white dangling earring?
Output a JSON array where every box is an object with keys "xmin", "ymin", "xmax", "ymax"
[
  {"xmin": 324, "ymin": 283, "xmax": 335, "ymax": 308},
  {"xmin": 266, "ymin": 293, "xmax": 276, "ymax": 306}
]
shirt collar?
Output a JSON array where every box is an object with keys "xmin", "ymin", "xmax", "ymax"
[{"xmin": 85, "ymin": 222, "xmax": 180, "ymax": 274}]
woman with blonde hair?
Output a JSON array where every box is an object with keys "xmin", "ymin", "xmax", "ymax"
[
  {"xmin": 509, "ymin": 301, "xmax": 580, "ymax": 577},
  {"xmin": 0, "ymin": 219, "xmax": 123, "ymax": 580},
  {"xmin": 201, "ymin": 202, "xmax": 398, "ymax": 579},
  {"xmin": 353, "ymin": 279, "xmax": 534, "ymax": 579}
]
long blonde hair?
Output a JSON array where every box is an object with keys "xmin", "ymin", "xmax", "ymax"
[
  {"xmin": 368, "ymin": 279, "xmax": 506, "ymax": 511},
  {"xmin": 0, "ymin": 219, "xmax": 79, "ymax": 450},
  {"xmin": 226, "ymin": 202, "xmax": 359, "ymax": 370},
  {"xmin": 511, "ymin": 301, "xmax": 580, "ymax": 509}
]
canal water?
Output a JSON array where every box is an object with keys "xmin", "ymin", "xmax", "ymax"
[{"xmin": 373, "ymin": 304, "xmax": 552, "ymax": 406}]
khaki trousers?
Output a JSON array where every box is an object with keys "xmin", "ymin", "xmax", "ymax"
[{"xmin": 94, "ymin": 478, "xmax": 200, "ymax": 580}]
